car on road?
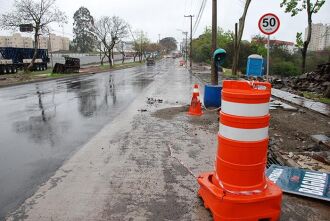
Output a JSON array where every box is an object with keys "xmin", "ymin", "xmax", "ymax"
[{"xmin": 146, "ymin": 57, "xmax": 155, "ymax": 66}]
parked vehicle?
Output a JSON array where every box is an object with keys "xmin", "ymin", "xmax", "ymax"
[
  {"xmin": 0, "ymin": 47, "xmax": 49, "ymax": 74},
  {"xmin": 146, "ymin": 57, "xmax": 155, "ymax": 66}
]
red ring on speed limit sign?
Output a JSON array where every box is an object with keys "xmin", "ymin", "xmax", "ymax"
[{"xmin": 258, "ymin": 13, "xmax": 280, "ymax": 35}]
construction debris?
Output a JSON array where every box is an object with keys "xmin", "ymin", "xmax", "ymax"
[
  {"xmin": 270, "ymin": 99, "xmax": 298, "ymax": 111},
  {"xmin": 146, "ymin": 97, "xmax": 163, "ymax": 105},
  {"xmin": 280, "ymin": 152, "xmax": 330, "ymax": 173},
  {"xmin": 271, "ymin": 63, "xmax": 330, "ymax": 98}
]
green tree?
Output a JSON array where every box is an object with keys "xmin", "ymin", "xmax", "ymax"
[
  {"xmin": 72, "ymin": 7, "xmax": 96, "ymax": 53},
  {"xmin": 132, "ymin": 31, "xmax": 150, "ymax": 62},
  {"xmin": 159, "ymin": 37, "xmax": 177, "ymax": 53},
  {"xmin": 192, "ymin": 27, "xmax": 233, "ymax": 66},
  {"xmin": 281, "ymin": 0, "xmax": 325, "ymax": 74}
]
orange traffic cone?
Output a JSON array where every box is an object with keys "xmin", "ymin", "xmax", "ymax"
[{"xmin": 188, "ymin": 84, "xmax": 203, "ymax": 116}]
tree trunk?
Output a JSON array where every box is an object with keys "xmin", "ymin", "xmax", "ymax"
[
  {"xmin": 27, "ymin": 28, "xmax": 40, "ymax": 72},
  {"xmin": 101, "ymin": 54, "xmax": 106, "ymax": 66},
  {"xmin": 107, "ymin": 55, "xmax": 112, "ymax": 67},
  {"xmin": 232, "ymin": 0, "xmax": 251, "ymax": 75},
  {"xmin": 302, "ymin": 0, "xmax": 312, "ymax": 74},
  {"xmin": 111, "ymin": 50, "xmax": 114, "ymax": 67},
  {"xmin": 121, "ymin": 53, "xmax": 125, "ymax": 64},
  {"xmin": 301, "ymin": 47, "xmax": 307, "ymax": 74}
]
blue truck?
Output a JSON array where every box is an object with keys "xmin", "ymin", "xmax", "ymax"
[{"xmin": 0, "ymin": 47, "xmax": 49, "ymax": 74}]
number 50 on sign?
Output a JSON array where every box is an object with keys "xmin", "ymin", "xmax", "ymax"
[{"xmin": 258, "ymin": 13, "xmax": 280, "ymax": 35}]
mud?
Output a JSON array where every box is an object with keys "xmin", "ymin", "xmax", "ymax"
[{"xmin": 269, "ymin": 108, "xmax": 330, "ymax": 152}]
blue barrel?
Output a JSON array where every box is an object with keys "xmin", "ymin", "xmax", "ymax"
[{"xmin": 204, "ymin": 84, "xmax": 222, "ymax": 108}]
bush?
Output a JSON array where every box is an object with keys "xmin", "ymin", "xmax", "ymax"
[{"xmin": 271, "ymin": 61, "xmax": 299, "ymax": 76}]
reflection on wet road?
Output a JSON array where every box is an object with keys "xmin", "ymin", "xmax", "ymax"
[{"xmin": 0, "ymin": 60, "xmax": 168, "ymax": 219}]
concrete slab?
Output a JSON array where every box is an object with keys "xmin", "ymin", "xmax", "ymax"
[
  {"xmin": 272, "ymin": 88, "xmax": 330, "ymax": 117},
  {"xmin": 311, "ymin": 134, "xmax": 330, "ymax": 148}
]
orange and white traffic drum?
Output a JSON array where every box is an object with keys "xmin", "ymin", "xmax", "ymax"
[{"xmin": 214, "ymin": 81, "xmax": 272, "ymax": 194}]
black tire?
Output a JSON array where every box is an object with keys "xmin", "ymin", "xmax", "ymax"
[
  {"xmin": 12, "ymin": 66, "xmax": 17, "ymax": 73},
  {"xmin": 7, "ymin": 66, "xmax": 12, "ymax": 73}
]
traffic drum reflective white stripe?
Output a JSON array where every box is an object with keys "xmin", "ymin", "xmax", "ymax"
[
  {"xmin": 193, "ymin": 88, "xmax": 199, "ymax": 93},
  {"xmin": 219, "ymin": 124, "xmax": 268, "ymax": 142},
  {"xmin": 219, "ymin": 112, "xmax": 270, "ymax": 141},
  {"xmin": 221, "ymin": 100, "xmax": 269, "ymax": 117}
]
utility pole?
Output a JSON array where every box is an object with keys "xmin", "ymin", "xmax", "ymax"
[
  {"xmin": 158, "ymin": 34, "xmax": 161, "ymax": 43},
  {"xmin": 140, "ymin": 31, "xmax": 143, "ymax": 63},
  {"xmin": 183, "ymin": 31, "xmax": 188, "ymax": 66},
  {"xmin": 211, "ymin": 0, "xmax": 217, "ymax": 85},
  {"xmin": 48, "ymin": 32, "xmax": 53, "ymax": 69},
  {"xmin": 184, "ymin": 15, "xmax": 194, "ymax": 69}
]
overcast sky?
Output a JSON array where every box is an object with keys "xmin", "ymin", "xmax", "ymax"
[{"xmin": 0, "ymin": 0, "xmax": 329, "ymax": 44}]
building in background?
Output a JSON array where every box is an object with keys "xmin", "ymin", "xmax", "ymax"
[
  {"xmin": 0, "ymin": 33, "xmax": 70, "ymax": 52},
  {"xmin": 0, "ymin": 33, "xmax": 33, "ymax": 48},
  {"xmin": 113, "ymin": 41, "xmax": 135, "ymax": 53},
  {"xmin": 39, "ymin": 34, "xmax": 70, "ymax": 52},
  {"xmin": 305, "ymin": 23, "xmax": 330, "ymax": 51},
  {"xmin": 251, "ymin": 37, "xmax": 295, "ymax": 53}
]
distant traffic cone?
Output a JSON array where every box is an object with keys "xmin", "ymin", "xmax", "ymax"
[{"xmin": 188, "ymin": 84, "xmax": 203, "ymax": 116}]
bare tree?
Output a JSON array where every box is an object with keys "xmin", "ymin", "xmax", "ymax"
[
  {"xmin": 0, "ymin": 0, "xmax": 67, "ymax": 71},
  {"xmin": 232, "ymin": 0, "xmax": 251, "ymax": 75},
  {"xmin": 94, "ymin": 16, "xmax": 129, "ymax": 67}
]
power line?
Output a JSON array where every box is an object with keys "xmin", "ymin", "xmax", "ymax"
[
  {"xmin": 192, "ymin": 0, "xmax": 207, "ymax": 36},
  {"xmin": 192, "ymin": 0, "xmax": 205, "ymax": 35}
]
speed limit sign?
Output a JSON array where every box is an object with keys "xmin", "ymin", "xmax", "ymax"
[
  {"xmin": 258, "ymin": 13, "xmax": 280, "ymax": 35},
  {"xmin": 258, "ymin": 13, "xmax": 280, "ymax": 81}
]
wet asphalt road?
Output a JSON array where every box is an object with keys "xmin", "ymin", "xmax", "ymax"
[{"xmin": 0, "ymin": 60, "xmax": 168, "ymax": 219}]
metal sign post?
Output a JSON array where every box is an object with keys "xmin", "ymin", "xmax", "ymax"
[
  {"xmin": 258, "ymin": 13, "xmax": 280, "ymax": 81},
  {"xmin": 267, "ymin": 35, "xmax": 270, "ymax": 80}
]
